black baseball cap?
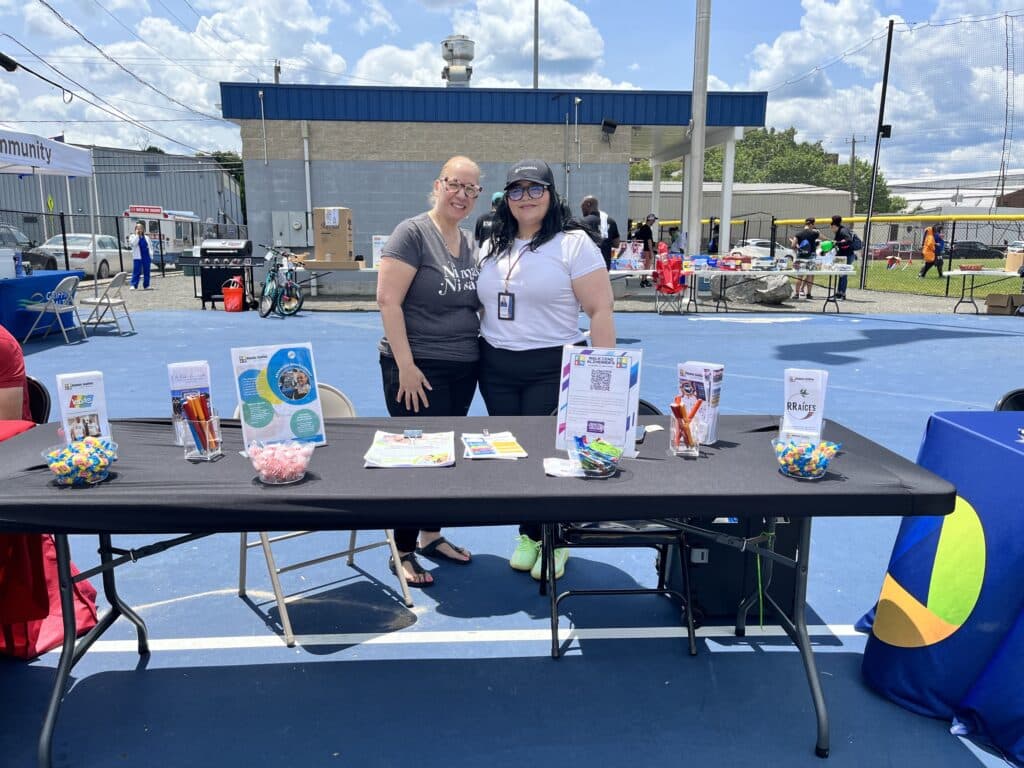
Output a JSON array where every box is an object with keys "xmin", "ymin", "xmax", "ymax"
[
  {"xmin": 505, "ymin": 159, "xmax": 555, "ymax": 189},
  {"xmin": 646, "ymin": 213, "xmax": 658, "ymax": 222}
]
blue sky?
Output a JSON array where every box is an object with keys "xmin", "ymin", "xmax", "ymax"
[{"xmin": 1, "ymin": 0, "xmax": 1020, "ymax": 179}]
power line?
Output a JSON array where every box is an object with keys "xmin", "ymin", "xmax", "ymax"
[
  {"xmin": 32, "ymin": 0, "xmax": 229, "ymax": 123},
  {"xmin": 172, "ymin": 0, "xmax": 268, "ymax": 81}
]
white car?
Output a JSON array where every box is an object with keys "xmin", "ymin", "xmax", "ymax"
[
  {"xmin": 729, "ymin": 238, "xmax": 796, "ymax": 260},
  {"xmin": 1007, "ymin": 240, "xmax": 1024, "ymax": 254},
  {"xmin": 34, "ymin": 234, "xmax": 121, "ymax": 279}
]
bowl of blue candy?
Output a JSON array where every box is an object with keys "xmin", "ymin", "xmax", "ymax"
[
  {"xmin": 568, "ymin": 435, "xmax": 624, "ymax": 478},
  {"xmin": 42, "ymin": 438, "xmax": 118, "ymax": 487}
]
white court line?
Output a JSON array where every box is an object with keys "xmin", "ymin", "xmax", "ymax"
[{"xmin": 53, "ymin": 624, "xmax": 861, "ymax": 653}]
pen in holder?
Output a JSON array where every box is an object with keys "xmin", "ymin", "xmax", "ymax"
[
  {"xmin": 182, "ymin": 394, "xmax": 222, "ymax": 461},
  {"xmin": 670, "ymin": 396, "xmax": 702, "ymax": 457}
]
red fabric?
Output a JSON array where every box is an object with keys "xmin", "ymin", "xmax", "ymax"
[
  {"xmin": 0, "ymin": 419, "xmax": 35, "ymax": 443},
  {"xmin": 0, "ymin": 326, "xmax": 31, "ymax": 421},
  {"xmin": 0, "ymin": 535, "xmax": 99, "ymax": 659},
  {"xmin": 654, "ymin": 257, "xmax": 685, "ymax": 295}
]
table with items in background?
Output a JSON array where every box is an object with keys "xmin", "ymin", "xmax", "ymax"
[
  {"xmin": 944, "ymin": 269, "xmax": 1023, "ymax": 314},
  {"xmin": 0, "ymin": 271, "xmax": 86, "ymax": 339},
  {"xmin": 861, "ymin": 411, "xmax": 1024, "ymax": 766},
  {"xmin": 0, "ymin": 415, "xmax": 955, "ymax": 767}
]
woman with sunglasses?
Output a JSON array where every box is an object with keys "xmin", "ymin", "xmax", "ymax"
[
  {"xmin": 477, "ymin": 158, "xmax": 616, "ymax": 580},
  {"xmin": 376, "ymin": 155, "xmax": 482, "ymax": 587}
]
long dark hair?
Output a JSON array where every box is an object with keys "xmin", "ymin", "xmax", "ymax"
[{"xmin": 485, "ymin": 189, "xmax": 597, "ymax": 259}]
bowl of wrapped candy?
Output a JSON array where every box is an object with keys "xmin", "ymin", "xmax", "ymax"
[
  {"xmin": 42, "ymin": 438, "xmax": 118, "ymax": 487},
  {"xmin": 771, "ymin": 438, "xmax": 841, "ymax": 481},
  {"xmin": 568, "ymin": 435, "xmax": 624, "ymax": 478},
  {"xmin": 248, "ymin": 440, "xmax": 314, "ymax": 485}
]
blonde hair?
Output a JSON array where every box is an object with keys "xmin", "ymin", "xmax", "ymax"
[{"xmin": 429, "ymin": 155, "xmax": 481, "ymax": 207}]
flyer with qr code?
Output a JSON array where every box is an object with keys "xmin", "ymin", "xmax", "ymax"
[{"xmin": 555, "ymin": 346, "xmax": 642, "ymax": 457}]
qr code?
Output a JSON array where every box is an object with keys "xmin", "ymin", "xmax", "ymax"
[{"xmin": 590, "ymin": 369, "xmax": 612, "ymax": 391}]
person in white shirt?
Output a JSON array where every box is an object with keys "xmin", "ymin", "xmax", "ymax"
[{"xmin": 477, "ymin": 158, "xmax": 616, "ymax": 580}]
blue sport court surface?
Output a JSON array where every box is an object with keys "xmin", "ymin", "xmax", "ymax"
[{"xmin": 3, "ymin": 308, "xmax": 1023, "ymax": 768}]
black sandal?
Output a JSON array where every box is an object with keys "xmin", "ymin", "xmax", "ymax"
[
  {"xmin": 389, "ymin": 552, "xmax": 434, "ymax": 587},
  {"xmin": 416, "ymin": 536, "xmax": 471, "ymax": 564}
]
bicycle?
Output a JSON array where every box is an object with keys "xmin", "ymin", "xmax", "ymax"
[{"xmin": 257, "ymin": 244, "xmax": 305, "ymax": 318}]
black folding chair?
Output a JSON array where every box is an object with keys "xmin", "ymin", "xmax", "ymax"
[
  {"xmin": 541, "ymin": 400, "xmax": 699, "ymax": 658},
  {"xmin": 995, "ymin": 388, "xmax": 1024, "ymax": 411},
  {"xmin": 25, "ymin": 375, "xmax": 51, "ymax": 423}
]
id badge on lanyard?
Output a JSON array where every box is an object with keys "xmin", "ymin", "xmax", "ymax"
[{"xmin": 498, "ymin": 245, "xmax": 528, "ymax": 321}]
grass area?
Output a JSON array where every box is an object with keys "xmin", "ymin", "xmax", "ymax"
[{"xmin": 863, "ymin": 258, "xmax": 1022, "ymax": 297}]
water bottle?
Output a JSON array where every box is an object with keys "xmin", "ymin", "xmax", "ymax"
[{"xmin": 13, "ymin": 251, "xmax": 24, "ymax": 277}]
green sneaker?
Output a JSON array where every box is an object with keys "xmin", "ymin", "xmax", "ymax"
[
  {"xmin": 510, "ymin": 535, "xmax": 540, "ymax": 571},
  {"xmin": 531, "ymin": 547, "xmax": 569, "ymax": 580}
]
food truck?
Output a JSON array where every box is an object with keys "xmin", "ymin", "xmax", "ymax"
[{"xmin": 122, "ymin": 205, "xmax": 200, "ymax": 265}]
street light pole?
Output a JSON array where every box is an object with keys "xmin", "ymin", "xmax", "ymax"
[{"xmin": 533, "ymin": 0, "xmax": 539, "ymax": 89}]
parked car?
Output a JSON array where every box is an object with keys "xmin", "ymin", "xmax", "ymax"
[
  {"xmin": 1006, "ymin": 240, "xmax": 1024, "ymax": 254},
  {"xmin": 0, "ymin": 223, "xmax": 57, "ymax": 271},
  {"xmin": 729, "ymin": 238, "xmax": 795, "ymax": 260},
  {"xmin": 32, "ymin": 234, "xmax": 121, "ymax": 278},
  {"xmin": 868, "ymin": 241, "xmax": 920, "ymax": 261},
  {"xmin": 948, "ymin": 241, "xmax": 1003, "ymax": 260}
]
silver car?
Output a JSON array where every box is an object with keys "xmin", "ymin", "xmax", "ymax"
[
  {"xmin": 35, "ymin": 234, "xmax": 122, "ymax": 278},
  {"xmin": 729, "ymin": 238, "xmax": 796, "ymax": 260}
]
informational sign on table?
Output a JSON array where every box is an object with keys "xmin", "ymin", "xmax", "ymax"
[
  {"xmin": 230, "ymin": 343, "xmax": 325, "ymax": 446},
  {"xmin": 555, "ymin": 346, "xmax": 642, "ymax": 457},
  {"xmin": 167, "ymin": 360, "xmax": 211, "ymax": 446},
  {"xmin": 55, "ymin": 370, "xmax": 111, "ymax": 441},
  {"xmin": 781, "ymin": 368, "xmax": 828, "ymax": 443}
]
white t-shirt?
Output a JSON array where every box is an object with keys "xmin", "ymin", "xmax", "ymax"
[{"xmin": 477, "ymin": 230, "xmax": 605, "ymax": 351}]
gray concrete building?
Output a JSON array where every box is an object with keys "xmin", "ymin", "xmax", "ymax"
[{"xmin": 219, "ymin": 83, "xmax": 767, "ymax": 291}]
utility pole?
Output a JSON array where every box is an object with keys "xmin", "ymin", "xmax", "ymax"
[
  {"xmin": 533, "ymin": 0, "xmax": 539, "ymax": 89},
  {"xmin": 274, "ymin": 60, "xmax": 281, "ymax": 84}
]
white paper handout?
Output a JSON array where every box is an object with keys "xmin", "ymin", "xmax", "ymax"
[
  {"xmin": 231, "ymin": 343, "xmax": 326, "ymax": 446},
  {"xmin": 55, "ymin": 371, "xmax": 111, "ymax": 441},
  {"xmin": 168, "ymin": 360, "xmax": 211, "ymax": 446},
  {"xmin": 461, "ymin": 432, "xmax": 528, "ymax": 459},
  {"xmin": 677, "ymin": 361, "xmax": 724, "ymax": 445},
  {"xmin": 781, "ymin": 368, "xmax": 829, "ymax": 443},
  {"xmin": 364, "ymin": 431, "xmax": 456, "ymax": 468},
  {"xmin": 555, "ymin": 346, "xmax": 642, "ymax": 458}
]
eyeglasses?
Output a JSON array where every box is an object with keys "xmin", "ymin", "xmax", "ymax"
[
  {"xmin": 439, "ymin": 177, "xmax": 483, "ymax": 198},
  {"xmin": 506, "ymin": 184, "xmax": 548, "ymax": 201}
]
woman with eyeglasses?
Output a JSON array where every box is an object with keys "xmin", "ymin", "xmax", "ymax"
[
  {"xmin": 477, "ymin": 158, "xmax": 616, "ymax": 580},
  {"xmin": 376, "ymin": 155, "xmax": 483, "ymax": 587}
]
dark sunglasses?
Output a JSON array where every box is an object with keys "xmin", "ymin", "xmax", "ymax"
[{"xmin": 506, "ymin": 184, "xmax": 548, "ymax": 201}]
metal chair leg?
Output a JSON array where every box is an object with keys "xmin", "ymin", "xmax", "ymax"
[{"xmin": 258, "ymin": 532, "xmax": 296, "ymax": 647}]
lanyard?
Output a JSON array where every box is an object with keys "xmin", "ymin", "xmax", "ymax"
[{"xmin": 503, "ymin": 244, "xmax": 530, "ymax": 292}]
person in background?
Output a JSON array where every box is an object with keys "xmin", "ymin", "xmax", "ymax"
[
  {"xmin": 580, "ymin": 195, "xmax": 621, "ymax": 270},
  {"xmin": 128, "ymin": 222, "xmax": 151, "ymax": 290},
  {"xmin": 477, "ymin": 158, "xmax": 616, "ymax": 581},
  {"xmin": 669, "ymin": 227, "xmax": 687, "ymax": 255},
  {"xmin": 633, "ymin": 213, "xmax": 657, "ymax": 287},
  {"xmin": 707, "ymin": 220, "xmax": 720, "ymax": 255},
  {"xmin": 830, "ymin": 214, "xmax": 855, "ymax": 299},
  {"xmin": 0, "ymin": 326, "xmax": 30, "ymax": 421},
  {"xmin": 790, "ymin": 217, "xmax": 820, "ymax": 299},
  {"xmin": 919, "ymin": 224, "xmax": 944, "ymax": 278},
  {"xmin": 376, "ymin": 155, "xmax": 482, "ymax": 587},
  {"xmin": 474, "ymin": 191, "xmax": 503, "ymax": 248}
]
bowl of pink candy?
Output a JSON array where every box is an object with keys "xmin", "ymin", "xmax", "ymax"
[{"xmin": 247, "ymin": 440, "xmax": 314, "ymax": 485}]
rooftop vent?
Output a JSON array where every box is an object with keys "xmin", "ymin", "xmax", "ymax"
[{"xmin": 441, "ymin": 34, "xmax": 474, "ymax": 88}]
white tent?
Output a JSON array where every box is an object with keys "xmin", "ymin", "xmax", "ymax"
[{"xmin": 0, "ymin": 126, "xmax": 100, "ymax": 293}]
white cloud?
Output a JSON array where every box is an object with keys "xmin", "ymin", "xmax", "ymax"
[
  {"xmin": 23, "ymin": 3, "xmax": 79, "ymax": 40},
  {"xmin": 356, "ymin": 0, "xmax": 398, "ymax": 35},
  {"xmin": 353, "ymin": 42, "xmax": 441, "ymax": 86},
  {"xmin": 628, "ymin": 62, "xmax": 640, "ymax": 72}
]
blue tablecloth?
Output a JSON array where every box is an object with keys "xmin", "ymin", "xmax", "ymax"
[
  {"xmin": 861, "ymin": 411, "xmax": 1024, "ymax": 765},
  {"xmin": 0, "ymin": 271, "xmax": 86, "ymax": 340}
]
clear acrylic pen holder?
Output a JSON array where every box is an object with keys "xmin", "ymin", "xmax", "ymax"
[
  {"xmin": 671, "ymin": 415, "xmax": 701, "ymax": 457},
  {"xmin": 183, "ymin": 413, "xmax": 223, "ymax": 461}
]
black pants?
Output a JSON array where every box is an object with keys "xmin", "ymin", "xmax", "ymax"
[
  {"xmin": 479, "ymin": 339, "xmax": 566, "ymax": 542},
  {"xmin": 920, "ymin": 259, "xmax": 943, "ymax": 278},
  {"xmin": 380, "ymin": 354, "xmax": 479, "ymax": 552}
]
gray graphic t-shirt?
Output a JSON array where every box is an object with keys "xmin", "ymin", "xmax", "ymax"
[{"xmin": 379, "ymin": 213, "xmax": 480, "ymax": 362}]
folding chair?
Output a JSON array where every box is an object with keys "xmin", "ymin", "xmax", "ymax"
[
  {"xmin": 995, "ymin": 388, "xmax": 1024, "ymax": 411},
  {"xmin": 654, "ymin": 256, "xmax": 686, "ymax": 314},
  {"xmin": 80, "ymin": 272, "xmax": 135, "ymax": 335},
  {"xmin": 25, "ymin": 375, "xmax": 51, "ymax": 423},
  {"xmin": 21, "ymin": 275, "xmax": 87, "ymax": 344},
  {"xmin": 238, "ymin": 382, "xmax": 413, "ymax": 646},
  {"xmin": 541, "ymin": 400, "xmax": 699, "ymax": 658}
]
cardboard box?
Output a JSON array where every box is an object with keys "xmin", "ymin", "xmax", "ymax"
[
  {"xmin": 1005, "ymin": 251, "xmax": 1024, "ymax": 274},
  {"xmin": 985, "ymin": 294, "xmax": 1024, "ymax": 315},
  {"xmin": 312, "ymin": 207, "xmax": 354, "ymax": 263}
]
